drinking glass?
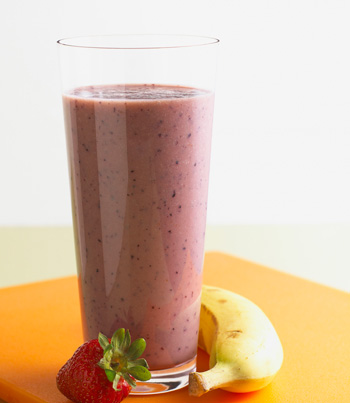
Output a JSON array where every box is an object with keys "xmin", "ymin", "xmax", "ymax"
[{"xmin": 57, "ymin": 34, "xmax": 219, "ymax": 394}]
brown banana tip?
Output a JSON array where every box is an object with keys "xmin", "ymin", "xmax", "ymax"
[{"xmin": 188, "ymin": 372, "xmax": 208, "ymax": 397}]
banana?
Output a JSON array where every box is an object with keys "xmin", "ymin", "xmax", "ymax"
[{"xmin": 188, "ymin": 285, "xmax": 283, "ymax": 396}]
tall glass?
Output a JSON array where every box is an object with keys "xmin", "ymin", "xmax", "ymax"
[{"xmin": 57, "ymin": 34, "xmax": 218, "ymax": 394}]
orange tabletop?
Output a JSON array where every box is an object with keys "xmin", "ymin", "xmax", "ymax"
[{"xmin": 0, "ymin": 252, "xmax": 349, "ymax": 402}]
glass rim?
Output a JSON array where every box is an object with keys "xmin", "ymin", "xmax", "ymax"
[{"xmin": 57, "ymin": 34, "xmax": 220, "ymax": 50}]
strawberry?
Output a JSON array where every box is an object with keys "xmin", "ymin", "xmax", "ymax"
[{"xmin": 56, "ymin": 328, "xmax": 151, "ymax": 403}]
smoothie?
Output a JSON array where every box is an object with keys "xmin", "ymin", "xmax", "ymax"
[{"xmin": 63, "ymin": 84, "xmax": 214, "ymax": 370}]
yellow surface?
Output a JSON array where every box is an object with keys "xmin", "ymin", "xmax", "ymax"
[
  {"xmin": 0, "ymin": 252, "xmax": 349, "ymax": 402},
  {"xmin": 0, "ymin": 227, "xmax": 76, "ymax": 287}
]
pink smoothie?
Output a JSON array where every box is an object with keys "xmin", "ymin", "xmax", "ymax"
[{"xmin": 63, "ymin": 84, "xmax": 214, "ymax": 370}]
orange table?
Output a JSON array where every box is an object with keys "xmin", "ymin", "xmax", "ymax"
[{"xmin": 0, "ymin": 252, "xmax": 349, "ymax": 402}]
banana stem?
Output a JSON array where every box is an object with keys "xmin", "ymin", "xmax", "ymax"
[{"xmin": 188, "ymin": 364, "xmax": 233, "ymax": 397}]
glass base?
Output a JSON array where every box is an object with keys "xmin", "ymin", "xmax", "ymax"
[{"xmin": 130, "ymin": 356, "xmax": 196, "ymax": 395}]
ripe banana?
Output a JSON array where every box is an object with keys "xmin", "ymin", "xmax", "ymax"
[{"xmin": 189, "ymin": 285, "xmax": 283, "ymax": 396}]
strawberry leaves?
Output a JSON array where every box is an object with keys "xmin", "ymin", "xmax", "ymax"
[
  {"xmin": 128, "ymin": 364, "xmax": 151, "ymax": 380},
  {"xmin": 97, "ymin": 328, "xmax": 151, "ymax": 391},
  {"xmin": 126, "ymin": 338, "xmax": 146, "ymax": 360},
  {"xmin": 98, "ymin": 333, "xmax": 110, "ymax": 350},
  {"xmin": 111, "ymin": 328, "xmax": 126, "ymax": 350}
]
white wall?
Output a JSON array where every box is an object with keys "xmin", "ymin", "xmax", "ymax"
[{"xmin": 1, "ymin": 0, "xmax": 350, "ymax": 226}]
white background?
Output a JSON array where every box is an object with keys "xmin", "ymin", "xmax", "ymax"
[
  {"xmin": 1, "ymin": 0, "xmax": 350, "ymax": 226},
  {"xmin": 1, "ymin": 1, "xmax": 350, "ymax": 290}
]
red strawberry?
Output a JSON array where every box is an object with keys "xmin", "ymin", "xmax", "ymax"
[{"xmin": 56, "ymin": 328, "xmax": 151, "ymax": 403}]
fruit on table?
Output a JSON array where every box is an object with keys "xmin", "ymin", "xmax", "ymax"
[
  {"xmin": 189, "ymin": 285, "xmax": 283, "ymax": 396},
  {"xmin": 56, "ymin": 328, "xmax": 151, "ymax": 403}
]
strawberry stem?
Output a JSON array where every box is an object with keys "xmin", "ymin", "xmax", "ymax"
[{"xmin": 97, "ymin": 328, "xmax": 151, "ymax": 390}]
